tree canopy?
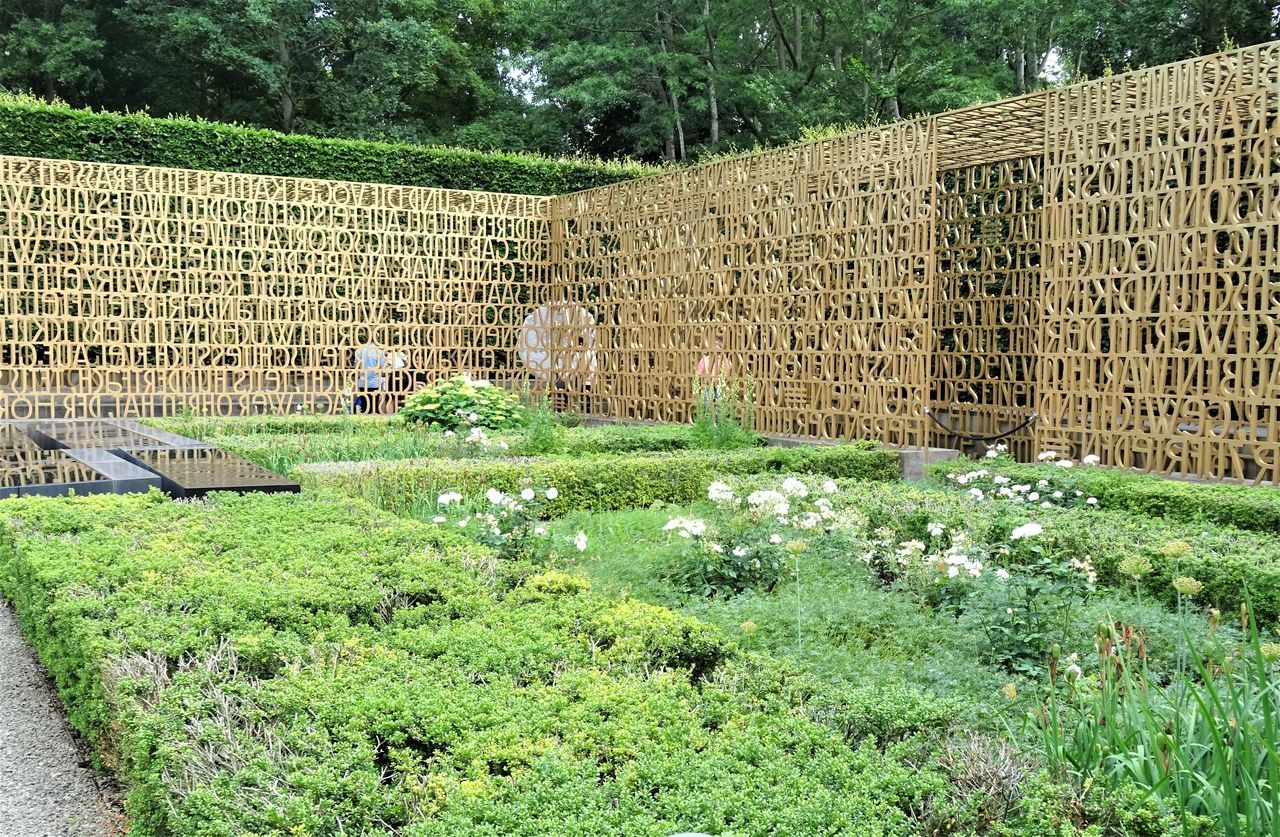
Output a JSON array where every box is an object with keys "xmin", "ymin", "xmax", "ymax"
[{"xmin": 2, "ymin": 0, "xmax": 1277, "ymax": 162}]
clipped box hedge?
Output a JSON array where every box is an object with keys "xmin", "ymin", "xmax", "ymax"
[
  {"xmin": 294, "ymin": 443, "xmax": 901, "ymax": 516},
  {"xmin": 847, "ymin": 479, "xmax": 1280, "ymax": 626},
  {"xmin": 144, "ymin": 418, "xmax": 766, "ymax": 474},
  {"xmin": 0, "ymin": 490, "xmax": 967, "ymax": 835},
  {"xmin": 928, "ymin": 458, "xmax": 1280, "ymax": 534},
  {"xmin": 0, "ymin": 94, "xmax": 648, "ymax": 195}
]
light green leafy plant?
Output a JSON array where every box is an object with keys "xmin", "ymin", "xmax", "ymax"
[{"xmin": 399, "ymin": 375, "xmax": 526, "ymax": 430}]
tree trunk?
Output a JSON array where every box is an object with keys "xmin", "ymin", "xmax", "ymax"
[
  {"xmin": 707, "ymin": 72, "xmax": 719, "ymax": 148},
  {"xmin": 659, "ymin": 10, "xmax": 685, "ymax": 160},
  {"xmin": 277, "ymin": 39, "xmax": 296, "ymax": 133},
  {"xmin": 768, "ymin": 1, "xmax": 799, "ymax": 69},
  {"xmin": 704, "ymin": 0, "xmax": 719, "ymax": 149},
  {"xmin": 794, "ymin": 5, "xmax": 803, "ymax": 66}
]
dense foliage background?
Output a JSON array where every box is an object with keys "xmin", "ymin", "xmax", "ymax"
[{"xmin": 3, "ymin": 0, "xmax": 1277, "ymax": 163}]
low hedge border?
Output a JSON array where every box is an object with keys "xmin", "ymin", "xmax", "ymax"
[
  {"xmin": 928, "ymin": 458, "xmax": 1280, "ymax": 534},
  {"xmin": 295, "ymin": 443, "xmax": 901, "ymax": 516},
  {"xmin": 844, "ymin": 480, "xmax": 1280, "ymax": 626}
]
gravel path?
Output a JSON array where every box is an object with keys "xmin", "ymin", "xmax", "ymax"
[{"xmin": 0, "ymin": 600, "xmax": 120, "ymax": 836}]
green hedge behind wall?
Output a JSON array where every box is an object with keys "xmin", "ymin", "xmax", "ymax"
[{"xmin": 0, "ymin": 94, "xmax": 649, "ymax": 195}]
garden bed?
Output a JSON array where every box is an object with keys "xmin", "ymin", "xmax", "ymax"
[
  {"xmin": 293, "ymin": 443, "xmax": 900, "ymax": 516},
  {"xmin": 145, "ymin": 416, "xmax": 769, "ymax": 474},
  {"xmin": 1, "ymin": 489, "xmax": 1029, "ymax": 836},
  {"xmin": 8, "ymin": 416, "xmax": 1279, "ymax": 835}
]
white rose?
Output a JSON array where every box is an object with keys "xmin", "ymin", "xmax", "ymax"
[{"xmin": 1010, "ymin": 522, "xmax": 1044, "ymax": 540}]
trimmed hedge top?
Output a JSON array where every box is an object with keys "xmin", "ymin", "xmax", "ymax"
[
  {"xmin": 0, "ymin": 94, "xmax": 651, "ymax": 195},
  {"xmin": 296, "ymin": 443, "xmax": 901, "ymax": 517},
  {"xmin": 928, "ymin": 457, "xmax": 1280, "ymax": 535}
]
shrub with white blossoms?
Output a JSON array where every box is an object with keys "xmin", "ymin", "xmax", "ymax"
[
  {"xmin": 861, "ymin": 511, "xmax": 1098, "ymax": 674},
  {"xmin": 860, "ymin": 520, "xmax": 993, "ymax": 602},
  {"xmin": 435, "ymin": 423, "xmax": 512, "ymax": 458},
  {"xmin": 942, "ymin": 452, "xmax": 1101, "ymax": 511},
  {"xmin": 662, "ymin": 474, "xmax": 842, "ymax": 597},
  {"xmin": 426, "ymin": 482, "xmax": 578, "ymax": 562}
]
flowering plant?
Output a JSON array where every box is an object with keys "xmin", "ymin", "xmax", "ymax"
[
  {"xmin": 434, "ymin": 423, "xmax": 512, "ymax": 458},
  {"xmin": 942, "ymin": 451, "xmax": 1101, "ymax": 511},
  {"xmin": 977, "ymin": 524, "xmax": 1097, "ymax": 674},
  {"xmin": 430, "ymin": 483, "xmax": 583, "ymax": 562},
  {"xmin": 860, "ymin": 513, "xmax": 1097, "ymax": 674},
  {"xmin": 663, "ymin": 476, "xmax": 842, "ymax": 597}
]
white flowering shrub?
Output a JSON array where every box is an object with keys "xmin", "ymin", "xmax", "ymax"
[
  {"xmin": 942, "ymin": 450, "xmax": 1101, "ymax": 511},
  {"xmin": 433, "ymin": 423, "xmax": 513, "ymax": 458},
  {"xmin": 400, "ymin": 375, "xmax": 526, "ymax": 430},
  {"xmin": 859, "ymin": 511, "xmax": 1097, "ymax": 675},
  {"xmin": 662, "ymin": 476, "xmax": 848, "ymax": 597},
  {"xmin": 430, "ymin": 482, "xmax": 583, "ymax": 562}
]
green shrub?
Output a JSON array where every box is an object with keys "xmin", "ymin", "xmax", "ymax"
[
  {"xmin": 0, "ymin": 489, "xmax": 1003, "ymax": 835},
  {"xmin": 513, "ymin": 395, "xmax": 565, "ymax": 455},
  {"xmin": 294, "ymin": 443, "xmax": 902, "ymax": 517},
  {"xmin": 810, "ymin": 683, "xmax": 961, "ymax": 747},
  {"xmin": 588, "ymin": 599, "xmax": 729, "ymax": 679},
  {"xmin": 827, "ymin": 478, "xmax": 1280, "ymax": 626},
  {"xmin": 399, "ymin": 377, "xmax": 526, "ymax": 430},
  {"xmin": 691, "ymin": 375, "xmax": 760, "ymax": 450},
  {"xmin": 0, "ymin": 93, "xmax": 647, "ymax": 195},
  {"xmin": 1039, "ymin": 507, "xmax": 1280, "ymax": 626},
  {"xmin": 929, "ymin": 457, "xmax": 1280, "ymax": 534}
]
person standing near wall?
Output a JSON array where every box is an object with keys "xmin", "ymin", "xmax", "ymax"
[
  {"xmin": 696, "ymin": 335, "xmax": 731, "ymax": 394},
  {"xmin": 353, "ymin": 336, "xmax": 397, "ymax": 414}
]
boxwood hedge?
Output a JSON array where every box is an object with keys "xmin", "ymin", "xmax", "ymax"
[
  {"xmin": 0, "ymin": 94, "xmax": 648, "ymax": 195},
  {"xmin": 929, "ymin": 458, "xmax": 1280, "ymax": 534},
  {"xmin": 144, "ymin": 418, "xmax": 763, "ymax": 475},
  {"xmin": 294, "ymin": 443, "xmax": 901, "ymax": 516},
  {"xmin": 0, "ymin": 490, "xmax": 983, "ymax": 835},
  {"xmin": 843, "ymin": 479, "xmax": 1280, "ymax": 626}
]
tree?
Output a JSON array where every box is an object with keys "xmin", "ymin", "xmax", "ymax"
[
  {"xmin": 0, "ymin": 0, "xmax": 105, "ymax": 103},
  {"xmin": 1057, "ymin": 0, "xmax": 1279, "ymax": 79}
]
